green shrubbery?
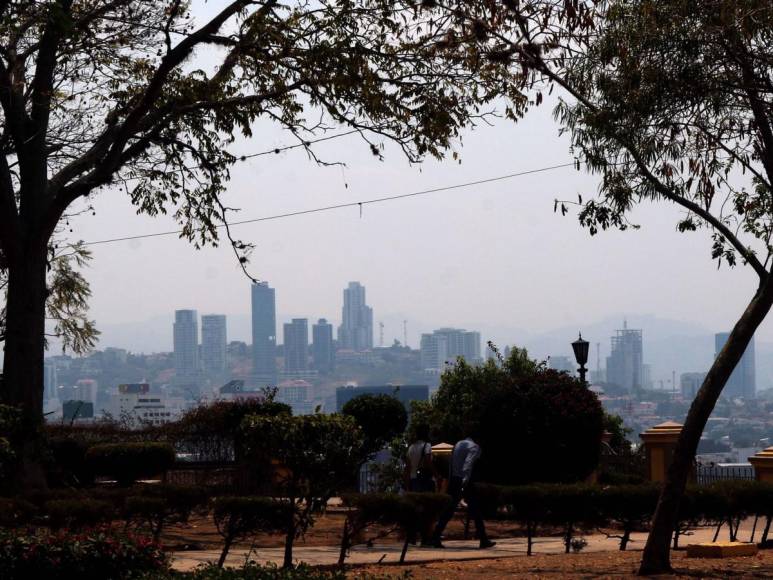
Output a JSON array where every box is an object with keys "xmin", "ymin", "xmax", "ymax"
[
  {"xmin": 242, "ymin": 412, "xmax": 367, "ymax": 567},
  {"xmin": 0, "ymin": 528, "xmax": 168, "ymax": 580},
  {"xmin": 341, "ymin": 394, "xmax": 408, "ymax": 453},
  {"xmin": 342, "ymin": 492, "xmax": 449, "ymax": 563},
  {"xmin": 426, "ymin": 348, "xmax": 605, "ymax": 484},
  {"xmin": 86, "ymin": 442, "xmax": 175, "ymax": 485},
  {"xmin": 211, "ymin": 497, "xmax": 291, "ymax": 567}
]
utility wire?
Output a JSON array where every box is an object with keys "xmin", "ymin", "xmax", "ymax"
[{"xmin": 74, "ymin": 161, "xmax": 578, "ymax": 249}]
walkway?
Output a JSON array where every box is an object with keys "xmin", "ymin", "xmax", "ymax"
[{"xmin": 173, "ymin": 519, "xmax": 762, "ymax": 571}]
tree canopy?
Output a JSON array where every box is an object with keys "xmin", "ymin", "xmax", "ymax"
[
  {"xmin": 341, "ymin": 393, "xmax": 408, "ymax": 453},
  {"xmin": 426, "ymin": 348, "xmax": 605, "ymax": 485},
  {"xmin": 418, "ymin": 0, "xmax": 773, "ymax": 572},
  {"xmin": 0, "ymin": 0, "xmax": 512, "ymax": 449}
]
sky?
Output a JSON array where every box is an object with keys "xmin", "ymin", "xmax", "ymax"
[{"xmin": 49, "ymin": 3, "xmax": 771, "ymax": 385}]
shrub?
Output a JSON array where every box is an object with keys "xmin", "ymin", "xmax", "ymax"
[
  {"xmin": 47, "ymin": 436, "xmax": 93, "ymax": 487},
  {"xmin": 0, "ymin": 497, "xmax": 37, "ymax": 527},
  {"xmin": 430, "ymin": 350, "xmax": 605, "ymax": 484},
  {"xmin": 86, "ymin": 442, "xmax": 175, "ymax": 486},
  {"xmin": 341, "ymin": 394, "xmax": 408, "ymax": 453},
  {"xmin": 242, "ymin": 413, "xmax": 367, "ymax": 568},
  {"xmin": 599, "ymin": 484, "xmax": 659, "ymax": 550},
  {"xmin": 342, "ymin": 492, "xmax": 449, "ymax": 563},
  {"xmin": 125, "ymin": 484, "xmax": 208, "ymax": 541},
  {"xmin": 171, "ymin": 398, "xmax": 291, "ymax": 463},
  {"xmin": 44, "ymin": 498, "xmax": 115, "ymax": 530},
  {"xmin": 211, "ymin": 497, "xmax": 291, "ymax": 568},
  {"xmin": 0, "ymin": 528, "xmax": 168, "ymax": 580}
]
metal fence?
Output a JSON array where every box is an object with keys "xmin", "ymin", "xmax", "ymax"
[{"xmin": 696, "ymin": 463, "xmax": 755, "ymax": 485}]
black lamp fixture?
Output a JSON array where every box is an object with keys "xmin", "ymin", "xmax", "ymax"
[{"xmin": 572, "ymin": 332, "xmax": 590, "ymax": 385}]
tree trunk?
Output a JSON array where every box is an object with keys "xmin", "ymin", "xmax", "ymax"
[
  {"xmin": 283, "ymin": 521, "xmax": 295, "ymax": 568},
  {"xmin": 1, "ymin": 246, "xmax": 48, "ymax": 490},
  {"xmin": 217, "ymin": 536, "xmax": 233, "ymax": 568},
  {"xmin": 639, "ymin": 278, "xmax": 773, "ymax": 575}
]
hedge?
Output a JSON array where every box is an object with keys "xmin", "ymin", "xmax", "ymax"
[
  {"xmin": 211, "ymin": 497, "xmax": 292, "ymax": 567},
  {"xmin": 86, "ymin": 442, "xmax": 175, "ymax": 486},
  {"xmin": 341, "ymin": 492, "xmax": 449, "ymax": 563}
]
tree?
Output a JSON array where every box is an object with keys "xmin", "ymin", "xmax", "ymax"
[
  {"xmin": 419, "ymin": 0, "xmax": 773, "ymax": 572},
  {"xmin": 0, "ymin": 0, "xmax": 503, "ymax": 486},
  {"xmin": 341, "ymin": 393, "xmax": 408, "ymax": 453},
  {"xmin": 430, "ymin": 348, "xmax": 605, "ymax": 484},
  {"xmin": 241, "ymin": 412, "xmax": 367, "ymax": 568}
]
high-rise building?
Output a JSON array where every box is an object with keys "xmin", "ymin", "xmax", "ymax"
[
  {"xmin": 251, "ymin": 282, "xmax": 277, "ymax": 385},
  {"xmin": 312, "ymin": 318, "xmax": 335, "ymax": 374},
  {"xmin": 283, "ymin": 318, "xmax": 309, "ymax": 372},
  {"xmin": 715, "ymin": 332, "xmax": 756, "ymax": 399},
  {"xmin": 420, "ymin": 328, "xmax": 481, "ymax": 370},
  {"xmin": 201, "ymin": 314, "xmax": 227, "ymax": 375},
  {"xmin": 605, "ymin": 321, "xmax": 643, "ymax": 391},
  {"xmin": 338, "ymin": 282, "xmax": 373, "ymax": 351},
  {"xmin": 680, "ymin": 372, "xmax": 707, "ymax": 399},
  {"xmin": 173, "ymin": 309, "xmax": 199, "ymax": 383}
]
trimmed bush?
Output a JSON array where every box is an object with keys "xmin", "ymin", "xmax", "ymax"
[
  {"xmin": 47, "ymin": 436, "xmax": 93, "ymax": 487},
  {"xmin": 0, "ymin": 528, "xmax": 168, "ymax": 580},
  {"xmin": 86, "ymin": 442, "xmax": 175, "ymax": 486},
  {"xmin": 0, "ymin": 497, "xmax": 37, "ymax": 527},
  {"xmin": 241, "ymin": 413, "xmax": 367, "ymax": 567},
  {"xmin": 44, "ymin": 498, "xmax": 115, "ymax": 530},
  {"xmin": 212, "ymin": 497, "xmax": 291, "ymax": 568},
  {"xmin": 126, "ymin": 484, "xmax": 207, "ymax": 541},
  {"xmin": 342, "ymin": 492, "xmax": 449, "ymax": 563},
  {"xmin": 600, "ymin": 484, "xmax": 659, "ymax": 550}
]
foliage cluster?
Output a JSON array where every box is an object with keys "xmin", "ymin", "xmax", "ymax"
[
  {"xmin": 341, "ymin": 394, "xmax": 408, "ymax": 454},
  {"xmin": 0, "ymin": 527, "xmax": 168, "ymax": 580},
  {"xmin": 425, "ymin": 349, "xmax": 605, "ymax": 484},
  {"xmin": 241, "ymin": 412, "xmax": 367, "ymax": 567}
]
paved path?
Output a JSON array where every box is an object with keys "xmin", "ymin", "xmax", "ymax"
[{"xmin": 173, "ymin": 517, "xmax": 763, "ymax": 570}]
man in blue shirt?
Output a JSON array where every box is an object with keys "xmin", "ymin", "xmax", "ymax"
[{"xmin": 428, "ymin": 434, "xmax": 495, "ymax": 549}]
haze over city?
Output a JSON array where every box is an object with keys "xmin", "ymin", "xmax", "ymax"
[{"xmin": 45, "ymin": 102, "xmax": 766, "ymax": 388}]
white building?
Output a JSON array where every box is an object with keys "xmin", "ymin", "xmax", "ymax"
[
  {"xmin": 420, "ymin": 328, "xmax": 482, "ymax": 371},
  {"xmin": 109, "ymin": 383, "xmax": 186, "ymax": 425}
]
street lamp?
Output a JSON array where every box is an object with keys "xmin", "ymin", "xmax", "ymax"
[{"xmin": 572, "ymin": 332, "xmax": 590, "ymax": 386}]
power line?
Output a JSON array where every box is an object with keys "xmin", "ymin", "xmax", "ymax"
[{"xmin": 75, "ymin": 161, "xmax": 578, "ymax": 249}]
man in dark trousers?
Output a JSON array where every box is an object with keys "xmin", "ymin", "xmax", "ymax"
[{"xmin": 428, "ymin": 433, "xmax": 495, "ymax": 549}]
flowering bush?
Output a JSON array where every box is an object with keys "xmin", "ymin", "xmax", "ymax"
[{"xmin": 0, "ymin": 528, "xmax": 168, "ymax": 580}]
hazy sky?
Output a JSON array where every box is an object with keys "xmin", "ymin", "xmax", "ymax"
[{"xmin": 53, "ymin": 4, "xmax": 770, "ymax": 381}]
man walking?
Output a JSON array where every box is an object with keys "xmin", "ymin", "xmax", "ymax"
[{"xmin": 429, "ymin": 434, "xmax": 495, "ymax": 549}]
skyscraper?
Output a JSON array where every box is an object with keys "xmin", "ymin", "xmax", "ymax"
[
  {"xmin": 251, "ymin": 282, "xmax": 277, "ymax": 384},
  {"xmin": 312, "ymin": 318, "xmax": 335, "ymax": 374},
  {"xmin": 420, "ymin": 328, "xmax": 482, "ymax": 370},
  {"xmin": 283, "ymin": 318, "xmax": 309, "ymax": 372},
  {"xmin": 173, "ymin": 310, "xmax": 199, "ymax": 383},
  {"xmin": 338, "ymin": 282, "xmax": 373, "ymax": 351},
  {"xmin": 715, "ymin": 332, "xmax": 756, "ymax": 398},
  {"xmin": 201, "ymin": 314, "xmax": 227, "ymax": 375},
  {"xmin": 605, "ymin": 321, "xmax": 643, "ymax": 390}
]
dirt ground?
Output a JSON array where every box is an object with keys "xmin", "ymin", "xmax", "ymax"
[{"xmin": 353, "ymin": 549, "xmax": 773, "ymax": 579}]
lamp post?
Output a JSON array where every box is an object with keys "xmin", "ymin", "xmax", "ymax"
[{"xmin": 572, "ymin": 332, "xmax": 590, "ymax": 386}]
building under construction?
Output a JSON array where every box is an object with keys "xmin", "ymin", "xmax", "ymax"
[{"xmin": 606, "ymin": 321, "xmax": 643, "ymax": 391}]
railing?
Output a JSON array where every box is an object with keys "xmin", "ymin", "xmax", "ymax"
[{"xmin": 696, "ymin": 463, "xmax": 754, "ymax": 485}]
